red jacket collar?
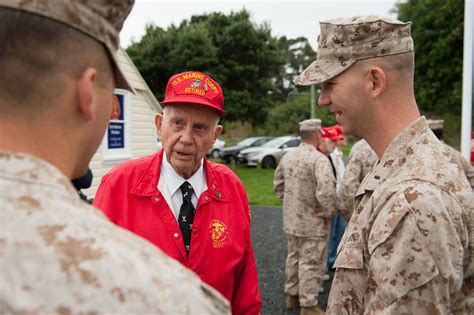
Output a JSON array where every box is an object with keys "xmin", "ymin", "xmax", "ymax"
[{"xmin": 130, "ymin": 150, "xmax": 227, "ymax": 201}]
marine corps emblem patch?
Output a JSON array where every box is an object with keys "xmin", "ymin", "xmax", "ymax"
[
  {"xmin": 190, "ymin": 78, "xmax": 209, "ymax": 92},
  {"xmin": 210, "ymin": 219, "xmax": 228, "ymax": 248}
]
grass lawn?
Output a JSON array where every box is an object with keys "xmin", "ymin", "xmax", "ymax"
[{"xmin": 229, "ymin": 164, "xmax": 282, "ymax": 207}]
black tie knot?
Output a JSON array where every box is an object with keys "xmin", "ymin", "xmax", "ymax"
[{"xmin": 180, "ymin": 181, "xmax": 194, "ymax": 202}]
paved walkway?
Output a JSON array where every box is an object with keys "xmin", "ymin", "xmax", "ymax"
[{"xmin": 250, "ymin": 205, "xmax": 334, "ymax": 315}]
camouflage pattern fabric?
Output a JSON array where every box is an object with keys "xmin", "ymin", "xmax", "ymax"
[
  {"xmin": 338, "ymin": 139, "xmax": 378, "ymax": 221},
  {"xmin": 274, "ymin": 143, "xmax": 336, "ymax": 307},
  {"xmin": 285, "ymin": 235, "xmax": 328, "ymax": 307},
  {"xmin": 295, "ymin": 15, "xmax": 414, "ymax": 86},
  {"xmin": 274, "ymin": 143, "xmax": 337, "ymax": 237},
  {"xmin": 327, "ymin": 117, "xmax": 473, "ymax": 314},
  {"xmin": 0, "ymin": 153, "xmax": 230, "ymax": 314},
  {"xmin": 443, "ymin": 142, "xmax": 474, "ymax": 190}
]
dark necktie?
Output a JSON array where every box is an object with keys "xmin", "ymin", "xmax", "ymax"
[{"xmin": 179, "ymin": 181, "xmax": 195, "ymax": 256}]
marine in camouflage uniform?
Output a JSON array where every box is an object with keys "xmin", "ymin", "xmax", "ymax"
[
  {"xmin": 427, "ymin": 119, "xmax": 474, "ymax": 190},
  {"xmin": 274, "ymin": 119, "xmax": 337, "ymax": 313},
  {"xmin": 338, "ymin": 139, "xmax": 378, "ymax": 221},
  {"xmin": 328, "ymin": 118, "xmax": 471, "ymax": 313},
  {"xmin": 0, "ymin": 153, "xmax": 230, "ymax": 314},
  {"xmin": 444, "ymin": 144, "xmax": 474, "ymax": 189},
  {"xmin": 0, "ymin": 1, "xmax": 230, "ymax": 313},
  {"xmin": 295, "ymin": 15, "xmax": 474, "ymax": 314}
]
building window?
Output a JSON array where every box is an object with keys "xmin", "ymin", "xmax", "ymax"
[{"xmin": 102, "ymin": 88, "xmax": 133, "ymax": 162}]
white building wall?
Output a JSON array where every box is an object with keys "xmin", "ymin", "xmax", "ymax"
[{"xmin": 83, "ymin": 48, "xmax": 161, "ymax": 199}]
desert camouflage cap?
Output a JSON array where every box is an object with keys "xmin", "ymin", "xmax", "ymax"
[
  {"xmin": 299, "ymin": 118, "xmax": 322, "ymax": 132},
  {"xmin": 0, "ymin": 0, "xmax": 135, "ymax": 92},
  {"xmin": 295, "ymin": 15, "xmax": 414, "ymax": 86}
]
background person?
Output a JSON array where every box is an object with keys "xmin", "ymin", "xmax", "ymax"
[
  {"xmin": 427, "ymin": 119, "xmax": 474, "ymax": 189},
  {"xmin": 338, "ymin": 139, "xmax": 378, "ymax": 221},
  {"xmin": 328, "ymin": 125, "xmax": 346, "ymax": 192},
  {"xmin": 274, "ymin": 119, "xmax": 336, "ymax": 315},
  {"xmin": 93, "ymin": 71, "xmax": 261, "ymax": 315},
  {"xmin": 0, "ymin": 1, "xmax": 229, "ymax": 314},
  {"xmin": 295, "ymin": 15, "xmax": 473, "ymax": 314},
  {"xmin": 322, "ymin": 125, "xmax": 347, "ymax": 271}
]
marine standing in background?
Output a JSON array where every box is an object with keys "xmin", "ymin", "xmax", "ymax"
[
  {"xmin": 274, "ymin": 119, "xmax": 336, "ymax": 315},
  {"xmin": 427, "ymin": 119, "xmax": 474, "ymax": 189},
  {"xmin": 326, "ymin": 125, "xmax": 346, "ymax": 192},
  {"xmin": 338, "ymin": 139, "xmax": 378, "ymax": 221},
  {"xmin": 0, "ymin": 1, "xmax": 230, "ymax": 314},
  {"xmin": 322, "ymin": 125, "xmax": 348, "ymax": 271},
  {"xmin": 296, "ymin": 15, "xmax": 473, "ymax": 313}
]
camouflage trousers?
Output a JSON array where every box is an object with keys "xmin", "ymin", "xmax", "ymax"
[{"xmin": 284, "ymin": 234, "xmax": 328, "ymax": 307}]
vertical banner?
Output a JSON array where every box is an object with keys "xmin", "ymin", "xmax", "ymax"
[
  {"xmin": 108, "ymin": 93, "xmax": 125, "ymax": 149},
  {"xmin": 102, "ymin": 89, "xmax": 132, "ymax": 162},
  {"xmin": 111, "ymin": 94, "xmax": 124, "ymax": 121}
]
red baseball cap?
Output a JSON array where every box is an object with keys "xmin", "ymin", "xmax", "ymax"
[
  {"xmin": 322, "ymin": 125, "xmax": 344, "ymax": 141},
  {"xmin": 160, "ymin": 71, "xmax": 225, "ymax": 116}
]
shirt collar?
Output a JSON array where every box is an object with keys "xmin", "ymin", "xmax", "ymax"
[
  {"xmin": 161, "ymin": 153, "xmax": 206, "ymax": 197},
  {"xmin": 330, "ymin": 148, "xmax": 343, "ymax": 157},
  {"xmin": 355, "ymin": 116, "xmax": 428, "ymax": 196}
]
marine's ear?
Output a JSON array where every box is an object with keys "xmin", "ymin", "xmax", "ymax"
[
  {"xmin": 75, "ymin": 68, "xmax": 98, "ymax": 121},
  {"xmin": 366, "ymin": 66, "xmax": 387, "ymax": 99}
]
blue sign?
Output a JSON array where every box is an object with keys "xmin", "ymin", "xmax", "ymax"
[{"xmin": 108, "ymin": 122, "xmax": 124, "ymax": 149}]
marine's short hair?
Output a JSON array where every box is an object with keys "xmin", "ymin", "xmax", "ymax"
[{"xmin": 0, "ymin": 8, "xmax": 113, "ymax": 111}]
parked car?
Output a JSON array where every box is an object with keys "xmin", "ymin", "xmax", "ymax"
[
  {"xmin": 220, "ymin": 136, "xmax": 274, "ymax": 163},
  {"xmin": 207, "ymin": 138, "xmax": 225, "ymax": 159},
  {"xmin": 237, "ymin": 136, "xmax": 300, "ymax": 168}
]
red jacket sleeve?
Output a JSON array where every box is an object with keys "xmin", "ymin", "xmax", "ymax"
[{"xmin": 231, "ymin": 184, "xmax": 262, "ymax": 315}]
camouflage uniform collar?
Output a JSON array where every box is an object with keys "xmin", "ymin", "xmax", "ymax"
[
  {"xmin": 300, "ymin": 142, "xmax": 315, "ymax": 149},
  {"xmin": 0, "ymin": 151, "xmax": 77, "ymax": 194},
  {"xmin": 355, "ymin": 117, "xmax": 427, "ymax": 196}
]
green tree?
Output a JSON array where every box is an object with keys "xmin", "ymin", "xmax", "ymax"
[
  {"xmin": 258, "ymin": 92, "xmax": 336, "ymax": 136},
  {"xmin": 271, "ymin": 36, "xmax": 317, "ymax": 102},
  {"xmin": 126, "ymin": 10, "xmax": 285, "ymax": 126},
  {"xmin": 395, "ymin": 0, "xmax": 465, "ymax": 144}
]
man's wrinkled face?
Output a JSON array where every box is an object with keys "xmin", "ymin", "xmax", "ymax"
[{"xmin": 155, "ymin": 104, "xmax": 222, "ymax": 179}]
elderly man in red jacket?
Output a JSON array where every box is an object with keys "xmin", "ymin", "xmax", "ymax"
[{"xmin": 94, "ymin": 71, "xmax": 262, "ymax": 315}]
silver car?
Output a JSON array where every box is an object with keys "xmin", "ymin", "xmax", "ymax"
[
  {"xmin": 237, "ymin": 136, "xmax": 300, "ymax": 168},
  {"xmin": 207, "ymin": 138, "xmax": 225, "ymax": 159}
]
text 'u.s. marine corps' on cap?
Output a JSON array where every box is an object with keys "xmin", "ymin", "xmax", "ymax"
[{"xmin": 161, "ymin": 71, "xmax": 226, "ymax": 116}]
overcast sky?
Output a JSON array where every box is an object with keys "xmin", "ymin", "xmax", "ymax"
[{"xmin": 120, "ymin": 0, "xmax": 400, "ymax": 49}]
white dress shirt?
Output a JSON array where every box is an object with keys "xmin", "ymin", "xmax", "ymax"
[
  {"xmin": 330, "ymin": 148, "xmax": 345, "ymax": 194},
  {"xmin": 157, "ymin": 154, "xmax": 207, "ymax": 221}
]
